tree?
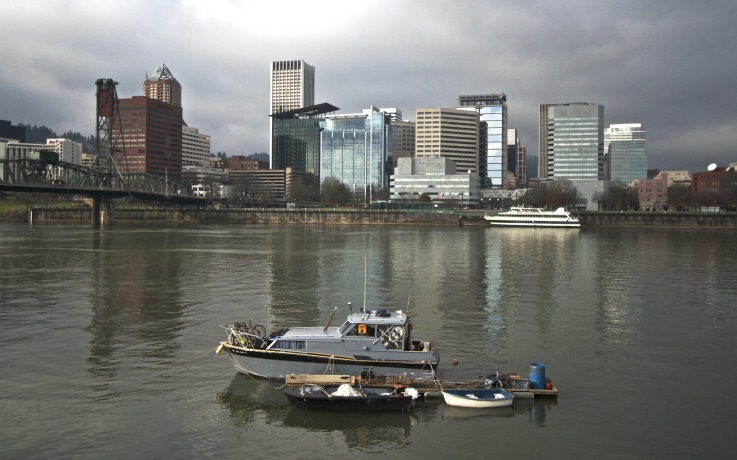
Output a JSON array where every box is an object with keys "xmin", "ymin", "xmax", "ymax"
[
  {"xmin": 600, "ymin": 184, "xmax": 637, "ymax": 210},
  {"xmin": 668, "ymin": 185, "xmax": 693, "ymax": 211},
  {"xmin": 290, "ymin": 175, "xmax": 319, "ymax": 203},
  {"xmin": 320, "ymin": 177, "xmax": 352, "ymax": 206},
  {"xmin": 375, "ymin": 186, "xmax": 390, "ymax": 201},
  {"xmin": 522, "ymin": 180, "xmax": 578, "ymax": 209}
]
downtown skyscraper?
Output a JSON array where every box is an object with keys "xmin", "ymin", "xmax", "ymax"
[
  {"xmin": 458, "ymin": 93, "xmax": 508, "ymax": 189},
  {"xmin": 269, "ymin": 60, "xmax": 316, "ymax": 167},
  {"xmin": 604, "ymin": 123, "xmax": 647, "ymax": 185},
  {"xmin": 538, "ymin": 102, "xmax": 604, "ymax": 181}
]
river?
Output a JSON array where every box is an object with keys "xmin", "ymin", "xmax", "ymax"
[{"xmin": 0, "ymin": 224, "xmax": 735, "ymax": 459}]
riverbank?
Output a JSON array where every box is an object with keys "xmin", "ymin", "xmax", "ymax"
[
  {"xmin": 578, "ymin": 210, "xmax": 737, "ymax": 228},
  {"xmin": 18, "ymin": 206, "xmax": 466, "ymax": 225},
  {"xmin": 0, "ymin": 205, "xmax": 737, "ymax": 229},
  {"xmin": 3, "ymin": 206, "xmax": 735, "ymax": 228}
]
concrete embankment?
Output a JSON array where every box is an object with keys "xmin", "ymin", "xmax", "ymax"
[
  {"xmin": 24, "ymin": 207, "xmax": 468, "ymax": 225},
  {"xmin": 13, "ymin": 207, "xmax": 737, "ymax": 228},
  {"xmin": 578, "ymin": 211, "xmax": 737, "ymax": 228}
]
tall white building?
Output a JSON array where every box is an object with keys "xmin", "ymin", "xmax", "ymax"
[
  {"xmin": 269, "ymin": 59, "xmax": 315, "ymax": 166},
  {"xmin": 270, "ymin": 60, "xmax": 315, "ymax": 114},
  {"xmin": 46, "ymin": 138, "xmax": 83, "ymax": 165},
  {"xmin": 415, "ymin": 108, "xmax": 480, "ymax": 176},
  {"xmin": 182, "ymin": 125, "xmax": 211, "ymax": 167}
]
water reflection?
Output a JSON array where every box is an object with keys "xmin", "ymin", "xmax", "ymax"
[
  {"xmin": 215, "ymin": 374, "xmax": 289, "ymax": 426},
  {"xmin": 441, "ymin": 398, "xmax": 557, "ymax": 426},
  {"xmin": 283, "ymin": 409, "xmax": 414, "ymax": 449},
  {"xmin": 442, "ymin": 405, "xmax": 514, "ymax": 420},
  {"xmin": 513, "ymin": 398, "xmax": 558, "ymax": 426},
  {"xmin": 85, "ymin": 229, "xmax": 187, "ymax": 389},
  {"xmin": 217, "ymin": 373, "xmax": 416, "ymax": 450}
]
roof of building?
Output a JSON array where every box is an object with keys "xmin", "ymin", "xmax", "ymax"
[
  {"xmin": 148, "ymin": 62, "xmax": 177, "ymax": 82},
  {"xmin": 270, "ymin": 102, "xmax": 339, "ymax": 119}
]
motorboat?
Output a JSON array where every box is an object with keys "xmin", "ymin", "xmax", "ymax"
[
  {"xmin": 283, "ymin": 383, "xmax": 419, "ymax": 412},
  {"xmin": 217, "ymin": 306, "xmax": 440, "ymax": 380},
  {"xmin": 441, "ymin": 388, "xmax": 515, "ymax": 408},
  {"xmin": 484, "ymin": 206, "xmax": 580, "ymax": 228}
]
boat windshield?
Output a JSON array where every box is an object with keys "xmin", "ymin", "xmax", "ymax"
[
  {"xmin": 338, "ymin": 321, "xmax": 352, "ymax": 335},
  {"xmin": 339, "ymin": 322, "xmax": 378, "ymax": 337}
]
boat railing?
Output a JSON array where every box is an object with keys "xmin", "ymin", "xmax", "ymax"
[{"xmin": 221, "ymin": 324, "xmax": 268, "ymax": 349}]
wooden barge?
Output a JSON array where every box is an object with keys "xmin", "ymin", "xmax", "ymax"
[{"xmin": 285, "ymin": 373, "xmax": 558, "ymax": 399}]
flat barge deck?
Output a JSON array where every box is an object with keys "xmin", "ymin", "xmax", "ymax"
[{"xmin": 285, "ymin": 373, "xmax": 558, "ymax": 399}]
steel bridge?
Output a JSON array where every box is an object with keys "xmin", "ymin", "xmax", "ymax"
[
  {"xmin": 0, "ymin": 77, "xmax": 205, "ymax": 223},
  {"xmin": 0, "ymin": 157, "xmax": 205, "ymax": 223}
]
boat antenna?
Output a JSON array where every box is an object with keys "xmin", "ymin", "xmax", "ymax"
[
  {"xmin": 323, "ymin": 306, "xmax": 338, "ymax": 332},
  {"xmin": 363, "ymin": 254, "xmax": 367, "ymax": 312},
  {"xmin": 406, "ymin": 288, "xmax": 411, "ymax": 316}
]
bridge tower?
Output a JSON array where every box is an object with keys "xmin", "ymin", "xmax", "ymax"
[
  {"xmin": 94, "ymin": 78, "xmax": 129, "ymax": 188},
  {"xmin": 92, "ymin": 78, "xmax": 128, "ymax": 224}
]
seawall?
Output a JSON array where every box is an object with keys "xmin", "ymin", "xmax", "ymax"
[
  {"xmin": 16, "ymin": 207, "xmax": 737, "ymax": 228},
  {"xmin": 24, "ymin": 207, "xmax": 466, "ymax": 225},
  {"xmin": 578, "ymin": 211, "xmax": 737, "ymax": 228}
]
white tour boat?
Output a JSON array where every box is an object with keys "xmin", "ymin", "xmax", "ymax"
[{"xmin": 484, "ymin": 206, "xmax": 580, "ymax": 228}]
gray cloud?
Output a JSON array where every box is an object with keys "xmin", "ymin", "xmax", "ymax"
[{"xmin": 2, "ymin": 0, "xmax": 735, "ymax": 172}]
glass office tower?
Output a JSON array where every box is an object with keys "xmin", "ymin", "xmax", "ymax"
[
  {"xmin": 605, "ymin": 123, "xmax": 647, "ymax": 185},
  {"xmin": 538, "ymin": 103, "xmax": 604, "ymax": 181},
  {"xmin": 271, "ymin": 103, "xmax": 337, "ymax": 175},
  {"xmin": 458, "ymin": 94, "xmax": 507, "ymax": 189},
  {"xmin": 320, "ymin": 107, "xmax": 389, "ymax": 200}
]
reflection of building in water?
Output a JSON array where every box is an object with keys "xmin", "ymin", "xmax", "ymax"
[
  {"xmin": 387, "ymin": 228, "xmax": 494, "ymax": 370},
  {"xmin": 593, "ymin": 234, "xmax": 646, "ymax": 345},
  {"xmin": 267, "ymin": 229, "xmax": 322, "ymax": 328},
  {"xmin": 495, "ymin": 228, "xmax": 585, "ymax": 345},
  {"xmin": 86, "ymin": 231, "xmax": 185, "ymax": 380}
]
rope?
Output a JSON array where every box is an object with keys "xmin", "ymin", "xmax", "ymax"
[
  {"xmin": 166, "ymin": 346, "xmax": 219, "ymax": 365},
  {"xmin": 322, "ymin": 355, "xmax": 336, "ymax": 375}
]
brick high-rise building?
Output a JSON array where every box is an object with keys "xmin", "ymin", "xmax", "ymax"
[{"xmin": 118, "ymin": 96, "xmax": 183, "ymax": 180}]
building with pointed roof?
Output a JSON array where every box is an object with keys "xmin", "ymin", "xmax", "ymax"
[{"xmin": 143, "ymin": 62, "xmax": 181, "ymax": 107}]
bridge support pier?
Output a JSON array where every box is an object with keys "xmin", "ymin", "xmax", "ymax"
[{"xmin": 84, "ymin": 196, "xmax": 115, "ymax": 225}]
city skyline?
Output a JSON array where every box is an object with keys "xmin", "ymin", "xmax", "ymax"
[{"xmin": 2, "ymin": 1, "xmax": 736, "ymax": 174}]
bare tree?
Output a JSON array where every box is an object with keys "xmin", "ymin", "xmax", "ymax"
[
  {"xmin": 320, "ymin": 177, "xmax": 352, "ymax": 206},
  {"xmin": 524, "ymin": 180, "xmax": 578, "ymax": 209}
]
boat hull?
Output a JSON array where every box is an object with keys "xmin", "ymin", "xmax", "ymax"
[
  {"xmin": 220, "ymin": 342, "xmax": 440, "ymax": 380},
  {"xmin": 441, "ymin": 388, "xmax": 514, "ymax": 408},
  {"xmin": 484, "ymin": 206, "xmax": 580, "ymax": 228},
  {"xmin": 487, "ymin": 221, "xmax": 580, "ymax": 228},
  {"xmin": 284, "ymin": 385, "xmax": 415, "ymax": 412}
]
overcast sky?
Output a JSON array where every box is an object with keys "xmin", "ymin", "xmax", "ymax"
[{"xmin": 2, "ymin": 0, "xmax": 736, "ymax": 173}]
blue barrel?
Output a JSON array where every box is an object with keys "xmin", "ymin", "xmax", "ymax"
[{"xmin": 529, "ymin": 362, "xmax": 546, "ymax": 389}]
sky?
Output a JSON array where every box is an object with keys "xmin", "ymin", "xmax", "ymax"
[{"xmin": 2, "ymin": 0, "xmax": 736, "ymax": 174}]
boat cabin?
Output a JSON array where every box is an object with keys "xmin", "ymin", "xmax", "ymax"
[
  {"xmin": 338, "ymin": 309, "xmax": 412, "ymax": 350},
  {"xmin": 264, "ymin": 309, "xmax": 431, "ymax": 353}
]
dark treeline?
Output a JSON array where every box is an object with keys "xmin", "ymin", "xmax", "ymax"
[
  {"xmin": 19, "ymin": 123, "xmax": 96, "ymax": 154},
  {"xmin": 17, "ymin": 123, "xmax": 267, "ymax": 160}
]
